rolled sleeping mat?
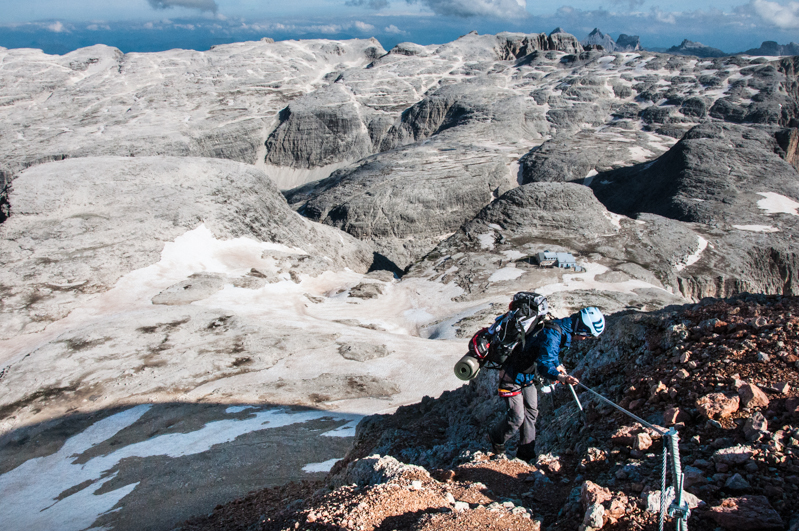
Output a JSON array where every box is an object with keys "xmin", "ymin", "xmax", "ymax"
[{"xmin": 454, "ymin": 354, "xmax": 481, "ymax": 381}]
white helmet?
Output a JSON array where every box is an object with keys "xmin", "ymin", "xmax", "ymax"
[{"xmin": 577, "ymin": 307, "xmax": 605, "ymax": 337}]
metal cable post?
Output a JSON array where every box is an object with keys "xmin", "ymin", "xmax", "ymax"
[
  {"xmin": 667, "ymin": 431, "xmax": 689, "ymax": 531},
  {"xmin": 659, "ymin": 437, "xmax": 668, "ymax": 531}
]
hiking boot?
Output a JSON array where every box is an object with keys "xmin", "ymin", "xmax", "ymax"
[
  {"xmin": 487, "ymin": 434, "xmax": 505, "ymax": 455},
  {"xmin": 516, "ymin": 442, "xmax": 536, "ymax": 463}
]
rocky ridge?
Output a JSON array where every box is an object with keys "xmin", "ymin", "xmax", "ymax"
[{"xmin": 182, "ymin": 295, "xmax": 799, "ymax": 530}]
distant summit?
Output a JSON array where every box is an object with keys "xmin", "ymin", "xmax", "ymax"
[
  {"xmin": 616, "ymin": 34, "xmax": 641, "ymax": 52},
  {"xmin": 581, "ymin": 28, "xmax": 616, "ymax": 52},
  {"xmin": 742, "ymin": 40, "xmax": 799, "ymax": 56},
  {"xmin": 667, "ymin": 39, "xmax": 726, "ymax": 58},
  {"xmin": 549, "ymin": 27, "xmax": 566, "ymax": 36}
]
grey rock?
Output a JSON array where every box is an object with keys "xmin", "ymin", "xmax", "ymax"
[
  {"xmin": 725, "ymin": 473, "xmax": 752, "ymax": 491},
  {"xmin": 286, "ymin": 141, "xmax": 512, "ymax": 269},
  {"xmin": 616, "ymin": 35, "xmax": 642, "ymax": 52},
  {"xmin": 667, "ymin": 39, "xmax": 727, "ymax": 58},
  {"xmin": 152, "ymin": 273, "xmax": 227, "ymax": 305},
  {"xmin": 338, "ymin": 342, "xmax": 390, "ymax": 362},
  {"xmin": 743, "ymin": 412, "xmax": 768, "ymax": 442},
  {"xmin": 333, "ymin": 454, "xmax": 429, "ymax": 487},
  {"xmin": 581, "ymin": 28, "xmax": 616, "ymax": 52},
  {"xmin": 742, "ymin": 41, "xmax": 799, "ymax": 57},
  {"xmin": 520, "ymin": 129, "xmax": 669, "ymax": 185},
  {"xmin": 582, "ymin": 502, "xmax": 605, "ymax": 528},
  {"xmin": 645, "ymin": 487, "xmax": 703, "ymax": 514},
  {"xmin": 713, "ymin": 445, "xmax": 755, "ymax": 465}
]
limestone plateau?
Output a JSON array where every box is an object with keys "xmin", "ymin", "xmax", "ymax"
[{"xmin": 1, "ymin": 30, "xmax": 799, "ymax": 531}]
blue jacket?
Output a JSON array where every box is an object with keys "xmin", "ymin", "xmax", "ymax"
[{"xmin": 505, "ymin": 316, "xmax": 575, "ymax": 387}]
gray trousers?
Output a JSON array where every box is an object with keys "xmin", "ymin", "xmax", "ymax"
[{"xmin": 490, "ymin": 383, "xmax": 538, "ymax": 454}]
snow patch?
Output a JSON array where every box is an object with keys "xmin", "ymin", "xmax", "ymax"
[
  {"xmin": 733, "ymin": 225, "xmax": 779, "ymax": 233},
  {"xmin": 757, "ymin": 192, "xmax": 799, "ymax": 216},
  {"xmin": 583, "ymin": 169, "xmax": 598, "ymax": 186},
  {"xmin": 676, "ymin": 236, "xmax": 708, "ymax": 271},
  {"xmin": 501, "ymin": 250, "xmax": 526, "ymax": 260},
  {"xmin": 477, "ymin": 232, "xmax": 495, "ymax": 250},
  {"xmin": 303, "ymin": 458, "xmax": 342, "ymax": 473},
  {"xmin": 488, "ymin": 266, "xmax": 524, "ymax": 283}
]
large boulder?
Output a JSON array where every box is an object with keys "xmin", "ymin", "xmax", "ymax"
[{"xmin": 708, "ymin": 495, "xmax": 784, "ymax": 530}]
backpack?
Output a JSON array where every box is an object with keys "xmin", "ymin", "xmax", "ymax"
[{"xmin": 468, "ymin": 292, "xmax": 549, "ymax": 369}]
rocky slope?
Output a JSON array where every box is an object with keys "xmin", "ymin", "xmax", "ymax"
[
  {"xmin": 182, "ymin": 295, "xmax": 799, "ymax": 531},
  {"xmin": 2, "ymin": 31, "xmax": 799, "ymax": 531},
  {"xmin": 281, "ymin": 38, "xmax": 799, "ymax": 270}
]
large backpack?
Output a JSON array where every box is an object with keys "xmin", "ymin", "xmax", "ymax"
[{"xmin": 468, "ymin": 292, "xmax": 549, "ymax": 369}]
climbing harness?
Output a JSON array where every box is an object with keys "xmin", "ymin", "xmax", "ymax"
[{"xmin": 569, "ymin": 382, "xmax": 691, "ymax": 531}]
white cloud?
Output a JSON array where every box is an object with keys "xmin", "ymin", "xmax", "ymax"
[
  {"xmin": 87, "ymin": 23, "xmax": 111, "ymax": 31},
  {"xmin": 48, "ymin": 21, "xmax": 66, "ymax": 33},
  {"xmin": 147, "ymin": 0, "xmax": 218, "ymax": 13},
  {"xmin": 407, "ymin": 0, "xmax": 528, "ymax": 18},
  {"xmin": 384, "ymin": 24, "xmax": 406, "ymax": 34},
  {"xmin": 346, "ymin": 0, "xmax": 390, "ymax": 8},
  {"xmin": 354, "ymin": 20, "xmax": 376, "ymax": 31},
  {"xmin": 751, "ymin": 0, "xmax": 799, "ymax": 28},
  {"xmin": 652, "ymin": 7, "xmax": 677, "ymax": 23}
]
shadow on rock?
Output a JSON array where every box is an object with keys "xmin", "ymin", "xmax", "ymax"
[{"xmin": 0, "ymin": 402, "xmax": 360, "ymax": 531}]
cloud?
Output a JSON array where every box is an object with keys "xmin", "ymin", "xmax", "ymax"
[
  {"xmin": 384, "ymin": 24, "xmax": 406, "ymax": 34},
  {"xmin": 48, "ymin": 21, "xmax": 66, "ymax": 33},
  {"xmin": 346, "ymin": 0, "xmax": 390, "ymax": 9},
  {"xmin": 86, "ymin": 23, "xmax": 111, "ymax": 31},
  {"xmin": 610, "ymin": 0, "xmax": 645, "ymax": 9},
  {"xmin": 750, "ymin": 0, "xmax": 799, "ymax": 28},
  {"xmin": 147, "ymin": 0, "xmax": 218, "ymax": 13},
  {"xmin": 405, "ymin": 0, "xmax": 528, "ymax": 18},
  {"xmin": 651, "ymin": 6, "xmax": 676, "ymax": 23},
  {"xmin": 354, "ymin": 20, "xmax": 376, "ymax": 31}
]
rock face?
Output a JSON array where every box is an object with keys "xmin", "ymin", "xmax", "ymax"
[
  {"xmin": 592, "ymin": 123, "xmax": 799, "ymax": 224},
  {"xmin": 581, "ymin": 28, "xmax": 616, "ymax": 52},
  {"xmin": 667, "ymin": 39, "xmax": 727, "ymax": 58},
  {"xmin": 615, "ymin": 34, "xmax": 641, "ymax": 52},
  {"xmin": 286, "ymin": 142, "xmax": 511, "ymax": 270},
  {"xmin": 589, "ymin": 123, "xmax": 799, "ymax": 298}
]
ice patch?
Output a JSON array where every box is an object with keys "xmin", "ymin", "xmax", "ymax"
[
  {"xmin": 676, "ymin": 236, "xmax": 708, "ymax": 271},
  {"xmin": 733, "ymin": 225, "xmax": 779, "ymax": 233},
  {"xmin": 322, "ymin": 419, "xmax": 360, "ymax": 437},
  {"xmin": 303, "ymin": 458, "xmax": 342, "ymax": 473},
  {"xmin": 477, "ymin": 232, "xmax": 495, "ymax": 250},
  {"xmin": 757, "ymin": 192, "xmax": 799, "ymax": 216},
  {"xmin": 488, "ymin": 266, "xmax": 524, "ymax": 283}
]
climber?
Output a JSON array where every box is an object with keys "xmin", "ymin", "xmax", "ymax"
[{"xmin": 488, "ymin": 306, "xmax": 605, "ymax": 463}]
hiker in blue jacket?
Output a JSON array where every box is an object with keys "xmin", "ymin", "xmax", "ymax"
[{"xmin": 488, "ymin": 307, "xmax": 605, "ymax": 462}]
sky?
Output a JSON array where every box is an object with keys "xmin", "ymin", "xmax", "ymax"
[{"xmin": 0, "ymin": 0, "xmax": 798, "ymax": 55}]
